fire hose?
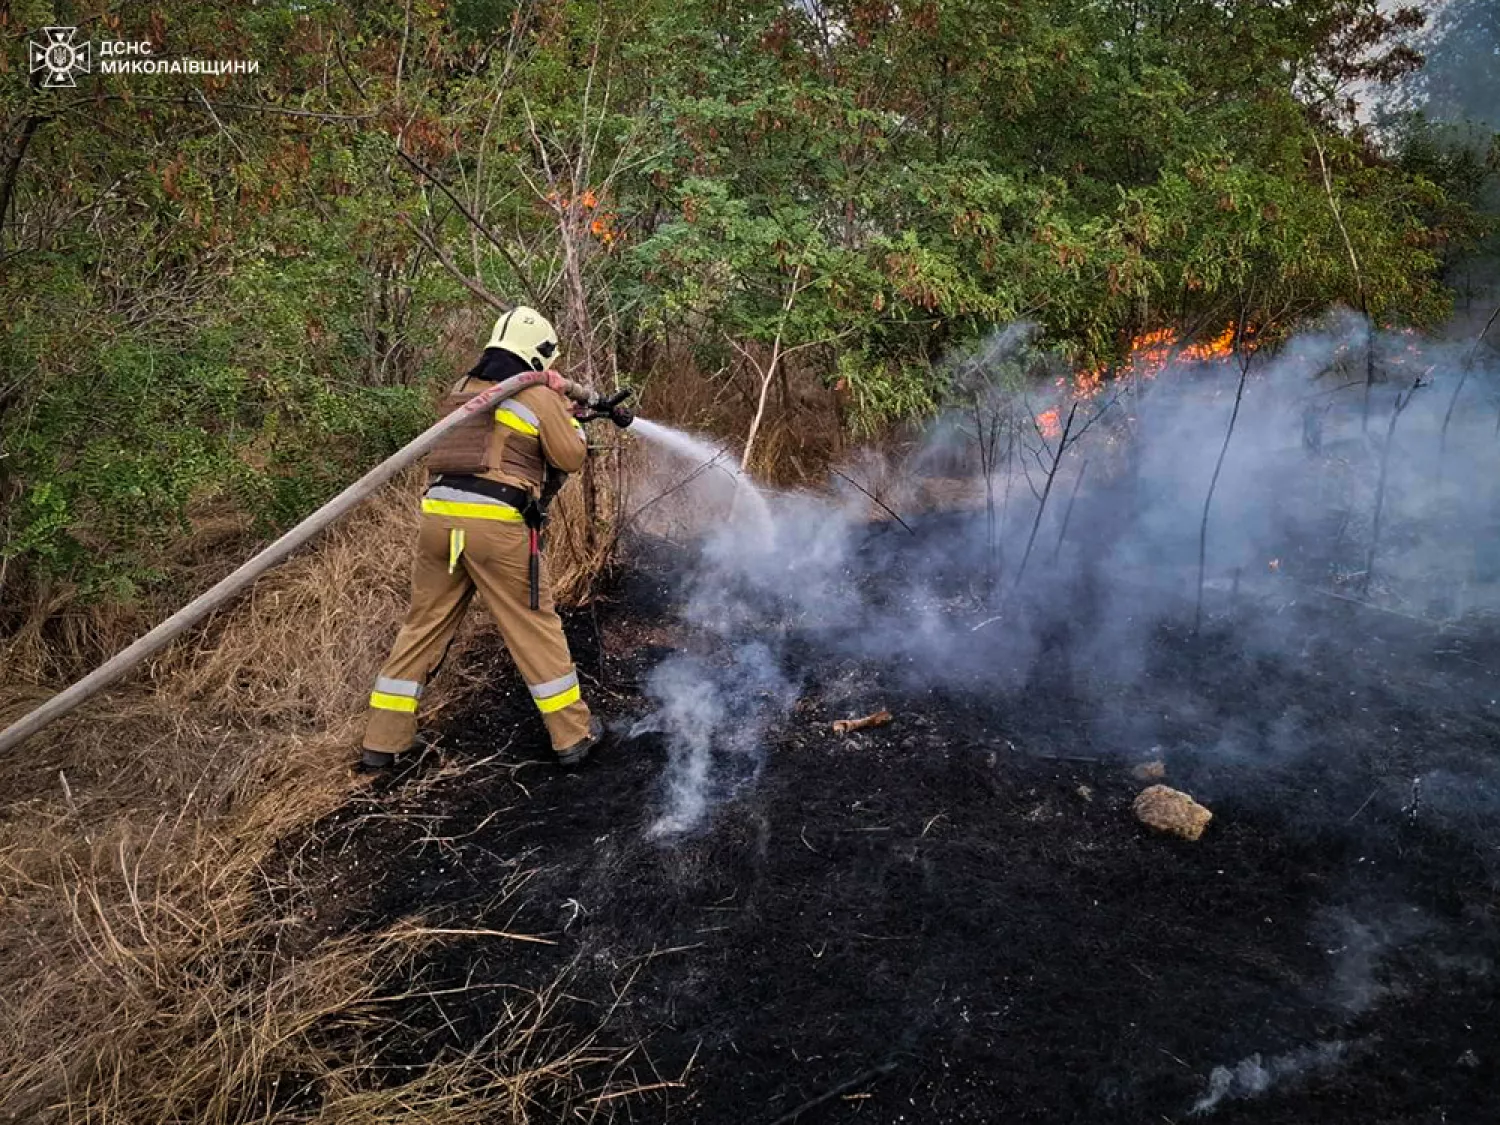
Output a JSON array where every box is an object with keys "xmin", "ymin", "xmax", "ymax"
[{"xmin": 0, "ymin": 371, "xmax": 633, "ymax": 756}]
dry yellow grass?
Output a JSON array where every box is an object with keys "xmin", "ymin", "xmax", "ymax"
[{"xmin": 0, "ymin": 470, "xmax": 625, "ymax": 1124}]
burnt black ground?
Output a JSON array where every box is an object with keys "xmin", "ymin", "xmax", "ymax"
[{"xmin": 282, "ymin": 526, "xmax": 1500, "ymax": 1124}]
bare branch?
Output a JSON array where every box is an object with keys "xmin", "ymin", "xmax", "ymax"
[
  {"xmin": 398, "ymin": 213, "xmax": 508, "ymax": 312},
  {"xmin": 394, "ymin": 146, "xmax": 541, "ymax": 306}
]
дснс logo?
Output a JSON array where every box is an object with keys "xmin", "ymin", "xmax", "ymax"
[{"xmin": 29, "ymin": 27, "xmax": 91, "ymax": 89}]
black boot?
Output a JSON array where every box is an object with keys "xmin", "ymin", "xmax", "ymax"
[
  {"xmin": 357, "ymin": 748, "xmax": 396, "ymax": 772},
  {"xmin": 556, "ymin": 716, "xmax": 604, "ymax": 768}
]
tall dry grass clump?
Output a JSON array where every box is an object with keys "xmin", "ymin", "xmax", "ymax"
[{"xmin": 0, "ymin": 471, "xmax": 618, "ymax": 1124}]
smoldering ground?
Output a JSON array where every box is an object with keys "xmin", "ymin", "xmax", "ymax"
[
  {"xmin": 629, "ymin": 312, "xmax": 1500, "ymax": 830},
  {"xmin": 620, "ymin": 312, "xmax": 1500, "ymax": 1112},
  {"xmin": 290, "ymin": 315, "xmax": 1500, "ymax": 1120}
]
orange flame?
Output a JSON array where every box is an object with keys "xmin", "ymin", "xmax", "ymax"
[
  {"xmin": 544, "ymin": 186, "xmax": 620, "ymax": 246},
  {"xmin": 1181, "ymin": 324, "xmax": 1237, "ymax": 363},
  {"xmin": 1035, "ymin": 323, "xmax": 1247, "ymax": 434}
]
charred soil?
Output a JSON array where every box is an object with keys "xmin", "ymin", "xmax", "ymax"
[{"xmin": 280, "ymin": 527, "xmax": 1500, "ymax": 1124}]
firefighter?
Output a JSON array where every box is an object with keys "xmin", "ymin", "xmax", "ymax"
[{"xmin": 359, "ymin": 307, "xmax": 603, "ymax": 770}]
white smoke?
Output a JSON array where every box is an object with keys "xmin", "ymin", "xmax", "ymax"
[
  {"xmin": 633, "ymin": 644, "xmax": 796, "ymax": 837},
  {"xmin": 625, "ymin": 312, "xmax": 1500, "ymax": 835},
  {"xmin": 1190, "ymin": 1041, "xmax": 1351, "ymax": 1115}
]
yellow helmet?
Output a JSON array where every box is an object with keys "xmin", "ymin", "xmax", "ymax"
[{"xmin": 486, "ymin": 306, "xmax": 560, "ymax": 371}]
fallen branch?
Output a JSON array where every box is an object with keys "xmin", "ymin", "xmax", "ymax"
[
  {"xmin": 832, "ymin": 710, "xmax": 892, "ymax": 736},
  {"xmin": 1305, "ymin": 584, "xmax": 1454, "ymax": 630}
]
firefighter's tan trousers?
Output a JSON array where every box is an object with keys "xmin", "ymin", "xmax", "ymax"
[{"xmin": 362, "ymin": 510, "xmax": 592, "ymax": 757}]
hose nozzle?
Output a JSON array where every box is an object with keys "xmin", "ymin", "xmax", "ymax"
[
  {"xmin": 551, "ymin": 376, "xmax": 635, "ymax": 428},
  {"xmin": 581, "ymin": 387, "xmax": 635, "ymax": 428}
]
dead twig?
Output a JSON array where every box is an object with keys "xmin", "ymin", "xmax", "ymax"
[
  {"xmin": 799, "ymin": 825, "xmax": 825, "ymax": 856},
  {"xmin": 624, "ymin": 451, "xmax": 734, "ymax": 523},
  {"xmin": 766, "ymin": 1059, "xmax": 900, "ymax": 1125},
  {"xmin": 828, "ymin": 467, "xmax": 913, "ymax": 535},
  {"xmin": 1346, "ymin": 787, "xmax": 1379, "ymax": 825},
  {"xmin": 589, "ymin": 1080, "xmax": 686, "ymax": 1104},
  {"xmin": 832, "ymin": 710, "xmax": 892, "ymax": 736},
  {"xmin": 392, "ymin": 925, "xmax": 557, "ymax": 946},
  {"xmin": 621, "ymin": 942, "xmax": 707, "ymax": 968}
]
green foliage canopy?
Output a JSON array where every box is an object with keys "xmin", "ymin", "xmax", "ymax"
[{"xmin": 0, "ymin": 0, "xmax": 1490, "ymax": 600}]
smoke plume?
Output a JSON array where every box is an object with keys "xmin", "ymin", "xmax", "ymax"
[
  {"xmin": 1190, "ymin": 1041, "xmax": 1351, "ymax": 1115},
  {"xmin": 627, "ymin": 311, "xmax": 1500, "ymax": 836}
]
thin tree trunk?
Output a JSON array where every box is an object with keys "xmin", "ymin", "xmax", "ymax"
[
  {"xmin": 740, "ymin": 341, "xmax": 781, "ymax": 476},
  {"xmin": 1438, "ymin": 302, "xmax": 1500, "ymax": 478},
  {"xmin": 974, "ymin": 396, "xmax": 998, "ymax": 587},
  {"xmin": 1312, "ymin": 137, "xmax": 1374, "ymax": 432},
  {"xmin": 1051, "ymin": 459, "xmax": 1089, "ymax": 563},
  {"xmin": 1362, "ymin": 376, "xmax": 1423, "ymax": 596},
  {"xmin": 1013, "ymin": 402, "xmax": 1077, "ymax": 591},
  {"xmin": 1195, "ymin": 362, "xmax": 1251, "ymax": 632},
  {"xmin": 998, "ymin": 416, "xmax": 1016, "ymax": 575},
  {"xmin": 739, "ymin": 258, "xmax": 807, "ymax": 474},
  {"xmin": 0, "ymin": 114, "xmax": 43, "ymax": 235}
]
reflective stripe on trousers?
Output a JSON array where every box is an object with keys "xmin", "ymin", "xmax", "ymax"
[
  {"xmin": 529, "ymin": 669, "xmax": 580, "ymax": 714},
  {"xmin": 421, "ymin": 490, "xmax": 525, "ymax": 574},
  {"xmin": 369, "ymin": 675, "xmax": 422, "ymax": 714},
  {"xmin": 363, "ymin": 511, "xmax": 593, "ymax": 756}
]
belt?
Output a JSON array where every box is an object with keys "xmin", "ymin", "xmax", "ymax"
[
  {"xmin": 431, "ymin": 474, "xmax": 533, "ymax": 510},
  {"xmin": 426, "ymin": 476, "xmax": 546, "ymax": 611}
]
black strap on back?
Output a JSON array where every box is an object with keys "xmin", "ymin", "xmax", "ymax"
[{"xmin": 434, "ymin": 474, "xmax": 532, "ymax": 513}]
